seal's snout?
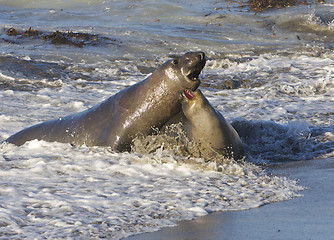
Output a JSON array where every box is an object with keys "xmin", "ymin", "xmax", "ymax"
[
  {"xmin": 183, "ymin": 51, "xmax": 206, "ymax": 65},
  {"xmin": 195, "ymin": 51, "xmax": 206, "ymax": 70},
  {"xmin": 198, "ymin": 52, "xmax": 205, "ymax": 61},
  {"xmin": 185, "ymin": 52, "xmax": 206, "ymax": 82}
]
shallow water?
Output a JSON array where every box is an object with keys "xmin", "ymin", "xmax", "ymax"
[{"xmin": 0, "ymin": 0, "xmax": 334, "ymax": 239}]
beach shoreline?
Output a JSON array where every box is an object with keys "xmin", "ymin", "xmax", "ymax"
[{"xmin": 126, "ymin": 156, "xmax": 334, "ymax": 240}]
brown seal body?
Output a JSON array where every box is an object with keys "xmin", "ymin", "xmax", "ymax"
[
  {"xmin": 180, "ymin": 89, "xmax": 244, "ymax": 161},
  {"xmin": 5, "ymin": 52, "xmax": 206, "ymax": 151}
]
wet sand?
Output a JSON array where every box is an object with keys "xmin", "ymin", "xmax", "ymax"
[{"xmin": 126, "ymin": 157, "xmax": 334, "ymax": 240}]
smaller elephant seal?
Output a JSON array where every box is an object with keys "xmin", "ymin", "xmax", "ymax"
[
  {"xmin": 180, "ymin": 89, "xmax": 244, "ymax": 161},
  {"xmin": 5, "ymin": 52, "xmax": 206, "ymax": 151}
]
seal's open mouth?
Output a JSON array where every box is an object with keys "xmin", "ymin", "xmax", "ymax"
[
  {"xmin": 187, "ymin": 69, "xmax": 201, "ymax": 81},
  {"xmin": 184, "ymin": 89, "xmax": 194, "ymax": 100}
]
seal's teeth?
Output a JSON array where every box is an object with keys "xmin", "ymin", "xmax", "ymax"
[{"xmin": 187, "ymin": 70, "xmax": 201, "ymax": 81}]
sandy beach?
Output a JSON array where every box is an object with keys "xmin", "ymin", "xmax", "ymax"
[{"xmin": 126, "ymin": 156, "xmax": 334, "ymax": 240}]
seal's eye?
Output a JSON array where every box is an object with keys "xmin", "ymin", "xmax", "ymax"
[{"xmin": 172, "ymin": 59, "xmax": 179, "ymax": 65}]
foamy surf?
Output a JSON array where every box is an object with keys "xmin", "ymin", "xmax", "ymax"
[{"xmin": 0, "ymin": 140, "xmax": 303, "ymax": 239}]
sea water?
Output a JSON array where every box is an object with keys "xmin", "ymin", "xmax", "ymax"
[{"xmin": 0, "ymin": 0, "xmax": 333, "ymax": 239}]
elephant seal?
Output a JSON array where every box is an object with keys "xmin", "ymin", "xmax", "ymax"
[
  {"xmin": 180, "ymin": 89, "xmax": 244, "ymax": 161},
  {"xmin": 5, "ymin": 52, "xmax": 206, "ymax": 151}
]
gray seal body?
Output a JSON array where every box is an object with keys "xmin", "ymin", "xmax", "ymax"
[
  {"xmin": 5, "ymin": 52, "xmax": 206, "ymax": 151},
  {"xmin": 180, "ymin": 89, "xmax": 244, "ymax": 161}
]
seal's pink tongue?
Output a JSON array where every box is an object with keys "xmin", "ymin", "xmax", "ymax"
[{"xmin": 184, "ymin": 90, "xmax": 194, "ymax": 100}]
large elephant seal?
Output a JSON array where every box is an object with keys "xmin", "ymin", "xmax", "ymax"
[
  {"xmin": 180, "ymin": 89, "xmax": 244, "ymax": 161},
  {"xmin": 5, "ymin": 52, "xmax": 206, "ymax": 151}
]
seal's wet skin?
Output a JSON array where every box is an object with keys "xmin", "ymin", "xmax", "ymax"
[
  {"xmin": 181, "ymin": 89, "xmax": 244, "ymax": 161},
  {"xmin": 5, "ymin": 52, "xmax": 206, "ymax": 151}
]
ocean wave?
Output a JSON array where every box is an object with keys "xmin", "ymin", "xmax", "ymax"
[{"xmin": 232, "ymin": 119, "xmax": 334, "ymax": 163}]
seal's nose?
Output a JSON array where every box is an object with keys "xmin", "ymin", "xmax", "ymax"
[{"xmin": 198, "ymin": 52, "xmax": 205, "ymax": 61}]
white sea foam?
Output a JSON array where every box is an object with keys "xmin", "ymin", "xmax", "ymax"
[
  {"xmin": 0, "ymin": 141, "xmax": 303, "ymax": 239},
  {"xmin": 204, "ymin": 53, "xmax": 334, "ymax": 126}
]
